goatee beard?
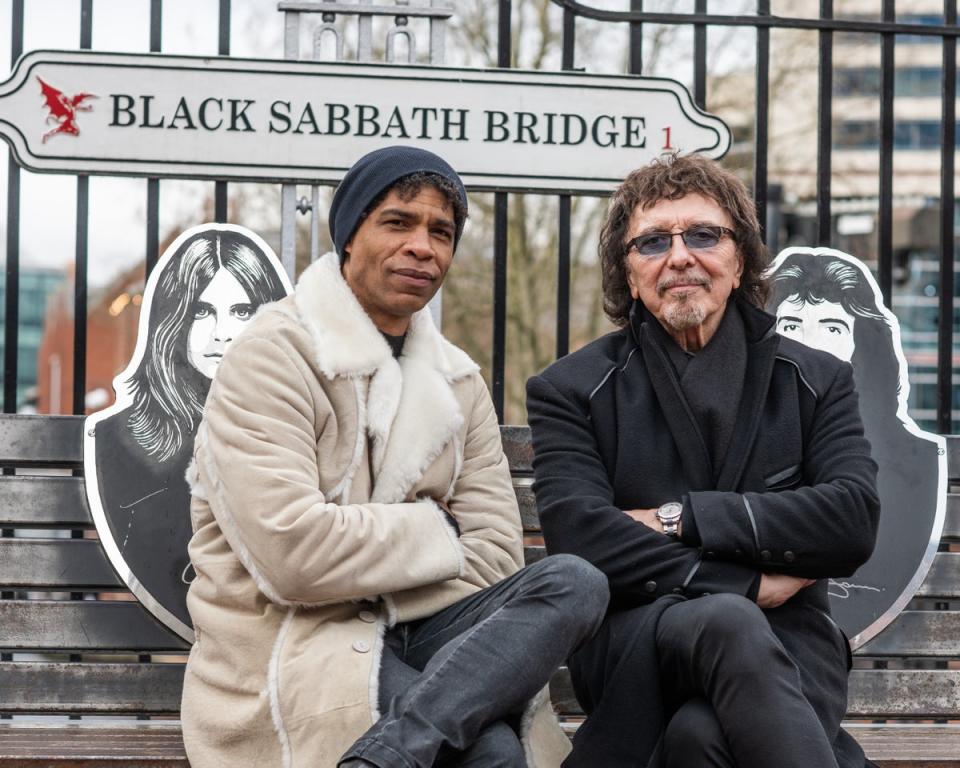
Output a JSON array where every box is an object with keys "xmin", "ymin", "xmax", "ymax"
[{"xmin": 662, "ymin": 295, "xmax": 707, "ymax": 331}]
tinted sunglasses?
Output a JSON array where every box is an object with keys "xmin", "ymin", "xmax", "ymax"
[{"xmin": 626, "ymin": 225, "xmax": 736, "ymax": 258}]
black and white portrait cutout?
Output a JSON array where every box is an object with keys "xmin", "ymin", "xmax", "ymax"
[
  {"xmin": 84, "ymin": 224, "xmax": 292, "ymax": 642},
  {"xmin": 767, "ymin": 247, "xmax": 946, "ymax": 649}
]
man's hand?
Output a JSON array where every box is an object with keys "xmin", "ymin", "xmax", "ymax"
[
  {"xmin": 757, "ymin": 573, "xmax": 815, "ymax": 609},
  {"xmin": 623, "ymin": 508, "xmax": 678, "ymax": 536}
]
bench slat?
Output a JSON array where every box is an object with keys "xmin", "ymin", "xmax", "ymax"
[
  {"xmin": 915, "ymin": 552, "xmax": 960, "ymax": 598},
  {"xmin": 0, "ymin": 602, "xmax": 188, "ymax": 653},
  {"xmin": 0, "ymin": 416, "xmax": 84, "ymax": 467},
  {"xmin": 2, "ymin": 473, "xmax": 957, "ymax": 544},
  {"xmin": 0, "ymin": 540, "xmax": 122, "ymax": 589},
  {"xmin": 2, "ymin": 545, "xmax": 957, "ymax": 653},
  {"xmin": 948, "ymin": 435, "xmax": 960, "ymax": 482},
  {"xmin": 847, "ymin": 668, "xmax": 960, "ymax": 718},
  {"xmin": 5, "ymin": 660, "xmax": 960, "ymax": 722},
  {"xmin": 501, "ymin": 426, "xmax": 533, "ymax": 475},
  {"xmin": 0, "ymin": 723, "xmax": 958, "ymax": 767},
  {"xmin": 0, "ymin": 476, "xmax": 92, "ymax": 528},
  {"xmin": 857, "ymin": 611, "xmax": 960, "ymax": 657},
  {"xmin": 0, "ymin": 722, "xmax": 187, "ymax": 764},
  {"xmin": 0, "ymin": 418, "xmax": 954, "ymax": 477},
  {"xmin": 550, "ymin": 667, "xmax": 960, "ymax": 719},
  {"xmin": 0, "ymin": 663, "xmax": 183, "ymax": 714},
  {"xmin": 840, "ymin": 725, "xmax": 960, "ymax": 765}
]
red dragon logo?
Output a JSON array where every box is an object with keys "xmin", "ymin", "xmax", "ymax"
[{"xmin": 37, "ymin": 77, "xmax": 97, "ymax": 143}]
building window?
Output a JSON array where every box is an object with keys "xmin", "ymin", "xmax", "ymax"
[
  {"xmin": 834, "ymin": 67, "xmax": 942, "ymax": 98},
  {"xmin": 834, "ymin": 120, "xmax": 960, "ymax": 150}
]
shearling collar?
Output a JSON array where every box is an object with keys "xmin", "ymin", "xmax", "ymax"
[
  {"xmin": 293, "ymin": 252, "xmax": 480, "ymax": 505},
  {"xmin": 293, "ymin": 252, "xmax": 478, "ymax": 382}
]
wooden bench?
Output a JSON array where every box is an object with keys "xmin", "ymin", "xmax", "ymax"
[{"xmin": 0, "ymin": 414, "xmax": 958, "ymax": 766}]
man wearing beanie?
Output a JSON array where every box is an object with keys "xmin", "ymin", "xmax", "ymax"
[{"xmin": 181, "ymin": 145, "xmax": 608, "ymax": 768}]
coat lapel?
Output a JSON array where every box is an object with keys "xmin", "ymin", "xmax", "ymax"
[
  {"xmin": 639, "ymin": 326, "xmax": 714, "ymax": 491},
  {"xmin": 370, "ymin": 311, "xmax": 478, "ymax": 503},
  {"xmin": 293, "ymin": 253, "xmax": 479, "ymax": 505}
]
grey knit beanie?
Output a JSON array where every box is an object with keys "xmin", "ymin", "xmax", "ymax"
[{"xmin": 329, "ymin": 145, "xmax": 467, "ymax": 261}]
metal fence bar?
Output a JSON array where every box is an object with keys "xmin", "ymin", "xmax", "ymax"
[
  {"xmin": 1, "ymin": 0, "xmax": 24, "ymax": 669},
  {"xmin": 555, "ymin": 7, "xmax": 575, "ymax": 360},
  {"xmin": 66, "ymin": 0, "xmax": 96, "ymax": 704},
  {"xmin": 629, "ymin": 0, "xmax": 643, "ymax": 75},
  {"xmin": 214, "ymin": 0, "xmax": 231, "ymax": 223},
  {"xmin": 3, "ymin": 0, "xmax": 23, "ymax": 417},
  {"xmin": 939, "ymin": 0, "xmax": 957, "ymax": 434},
  {"xmin": 492, "ymin": 0, "xmax": 511, "ymax": 422},
  {"xmin": 280, "ymin": 10, "xmax": 300, "ymax": 278},
  {"xmin": 754, "ymin": 0, "xmax": 770, "ymax": 240},
  {"xmin": 816, "ymin": 0, "xmax": 833, "ymax": 245},
  {"xmin": 73, "ymin": 179, "xmax": 89, "ymax": 416},
  {"xmin": 73, "ymin": 0, "xmax": 93, "ymax": 416},
  {"xmin": 140, "ymin": 0, "xmax": 165, "ymax": 699},
  {"xmin": 693, "ymin": 0, "xmax": 707, "ymax": 109},
  {"xmin": 146, "ymin": 0, "xmax": 162, "ymax": 278},
  {"xmin": 877, "ymin": 0, "xmax": 896, "ymax": 306},
  {"xmin": 547, "ymin": 1, "xmax": 960, "ymax": 36}
]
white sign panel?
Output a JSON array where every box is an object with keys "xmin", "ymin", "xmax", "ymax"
[{"xmin": 0, "ymin": 49, "xmax": 730, "ymax": 192}]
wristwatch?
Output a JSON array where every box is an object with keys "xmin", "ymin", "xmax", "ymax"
[{"xmin": 656, "ymin": 501, "xmax": 684, "ymax": 537}]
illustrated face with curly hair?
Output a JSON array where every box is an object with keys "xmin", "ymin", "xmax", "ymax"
[{"xmin": 775, "ymin": 297, "xmax": 856, "ymax": 362}]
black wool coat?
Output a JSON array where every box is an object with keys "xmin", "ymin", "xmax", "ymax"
[{"xmin": 526, "ymin": 298, "xmax": 881, "ymax": 768}]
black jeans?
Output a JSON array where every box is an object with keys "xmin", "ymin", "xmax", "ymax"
[
  {"xmin": 656, "ymin": 594, "xmax": 840, "ymax": 768},
  {"xmin": 338, "ymin": 554, "xmax": 609, "ymax": 768}
]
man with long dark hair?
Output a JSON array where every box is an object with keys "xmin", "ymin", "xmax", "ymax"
[{"xmin": 527, "ymin": 154, "xmax": 880, "ymax": 767}]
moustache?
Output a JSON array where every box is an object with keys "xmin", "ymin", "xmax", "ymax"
[{"xmin": 657, "ymin": 275, "xmax": 711, "ymax": 296}]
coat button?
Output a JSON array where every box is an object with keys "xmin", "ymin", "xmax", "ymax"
[
  {"xmin": 760, "ymin": 550, "xmax": 772, "ymax": 561},
  {"xmin": 672, "ymin": 587, "xmax": 684, "ymax": 595},
  {"xmin": 705, "ymin": 551, "xmax": 716, "ymax": 559},
  {"xmin": 784, "ymin": 551, "xmax": 796, "ymax": 563},
  {"xmin": 352, "ymin": 640, "xmax": 371, "ymax": 653},
  {"xmin": 644, "ymin": 580, "xmax": 657, "ymax": 593},
  {"xmin": 358, "ymin": 610, "xmax": 377, "ymax": 623}
]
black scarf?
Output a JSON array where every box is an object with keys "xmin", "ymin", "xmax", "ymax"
[{"xmin": 644, "ymin": 302, "xmax": 748, "ymax": 481}]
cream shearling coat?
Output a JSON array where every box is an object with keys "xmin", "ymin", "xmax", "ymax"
[{"xmin": 181, "ymin": 252, "xmax": 571, "ymax": 768}]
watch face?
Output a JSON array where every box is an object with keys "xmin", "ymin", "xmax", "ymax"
[{"xmin": 658, "ymin": 502, "xmax": 683, "ymax": 522}]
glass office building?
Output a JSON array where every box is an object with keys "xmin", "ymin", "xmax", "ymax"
[{"xmin": 0, "ymin": 267, "xmax": 67, "ymax": 412}]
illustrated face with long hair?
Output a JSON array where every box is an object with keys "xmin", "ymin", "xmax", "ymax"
[
  {"xmin": 187, "ymin": 268, "xmax": 257, "ymax": 378},
  {"xmin": 127, "ymin": 231, "xmax": 290, "ymax": 462},
  {"xmin": 84, "ymin": 224, "xmax": 292, "ymax": 643}
]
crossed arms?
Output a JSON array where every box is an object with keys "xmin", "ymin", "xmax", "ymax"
[{"xmin": 525, "ymin": 360, "xmax": 880, "ymax": 610}]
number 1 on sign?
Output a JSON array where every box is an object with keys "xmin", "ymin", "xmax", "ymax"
[{"xmin": 663, "ymin": 127, "xmax": 673, "ymax": 150}]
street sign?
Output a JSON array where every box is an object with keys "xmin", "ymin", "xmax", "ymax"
[{"xmin": 2, "ymin": 49, "xmax": 730, "ymax": 193}]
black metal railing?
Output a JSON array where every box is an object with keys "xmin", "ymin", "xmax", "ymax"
[
  {"xmin": 529, "ymin": 0, "xmax": 958, "ymax": 433},
  {"xmin": 0, "ymin": 0, "xmax": 956, "ymax": 434}
]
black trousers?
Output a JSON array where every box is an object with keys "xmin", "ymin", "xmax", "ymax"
[
  {"xmin": 655, "ymin": 594, "xmax": 839, "ymax": 768},
  {"xmin": 339, "ymin": 555, "xmax": 609, "ymax": 768}
]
